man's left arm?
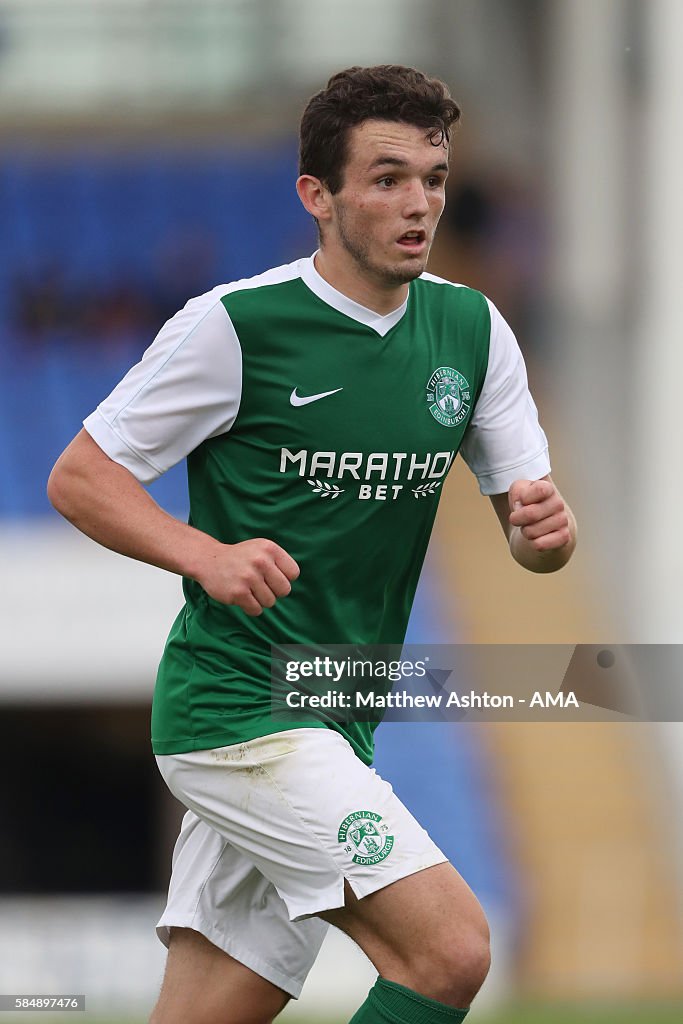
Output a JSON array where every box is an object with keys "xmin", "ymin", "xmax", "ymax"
[{"xmin": 489, "ymin": 475, "xmax": 577, "ymax": 573}]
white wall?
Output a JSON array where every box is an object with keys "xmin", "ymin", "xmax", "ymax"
[{"xmin": 0, "ymin": 522, "xmax": 182, "ymax": 698}]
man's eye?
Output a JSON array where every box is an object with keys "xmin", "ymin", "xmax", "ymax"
[
  {"xmin": 427, "ymin": 177, "xmax": 443, "ymax": 188},
  {"xmin": 378, "ymin": 177, "xmax": 395, "ymax": 187}
]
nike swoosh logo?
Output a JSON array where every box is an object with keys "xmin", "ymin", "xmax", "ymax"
[{"xmin": 290, "ymin": 387, "xmax": 343, "ymax": 407}]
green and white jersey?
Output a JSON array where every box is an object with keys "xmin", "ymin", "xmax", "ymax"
[{"xmin": 84, "ymin": 254, "xmax": 550, "ymax": 763}]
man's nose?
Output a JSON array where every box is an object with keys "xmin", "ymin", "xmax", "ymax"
[{"xmin": 403, "ymin": 180, "xmax": 430, "ymax": 217}]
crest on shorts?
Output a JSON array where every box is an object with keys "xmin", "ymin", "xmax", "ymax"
[
  {"xmin": 426, "ymin": 366, "xmax": 471, "ymax": 427},
  {"xmin": 338, "ymin": 810, "xmax": 394, "ymax": 865}
]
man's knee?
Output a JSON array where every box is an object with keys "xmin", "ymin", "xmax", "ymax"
[
  {"xmin": 443, "ymin": 921, "xmax": 491, "ymax": 1005},
  {"xmin": 411, "ymin": 912, "xmax": 491, "ymax": 1007},
  {"xmin": 324, "ymin": 866, "xmax": 492, "ymax": 1008}
]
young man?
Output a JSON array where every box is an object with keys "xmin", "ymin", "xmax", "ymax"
[{"xmin": 49, "ymin": 65, "xmax": 576, "ymax": 1024}]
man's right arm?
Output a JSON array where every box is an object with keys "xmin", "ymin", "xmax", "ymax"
[{"xmin": 48, "ymin": 429, "xmax": 299, "ymax": 616}]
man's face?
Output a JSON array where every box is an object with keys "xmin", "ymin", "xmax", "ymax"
[{"xmin": 325, "ymin": 119, "xmax": 449, "ymax": 286}]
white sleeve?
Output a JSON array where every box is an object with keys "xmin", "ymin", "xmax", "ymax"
[
  {"xmin": 459, "ymin": 298, "xmax": 550, "ymax": 495},
  {"xmin": 83, "ymin": 288, "xmax": 242, "ymax": 484}
]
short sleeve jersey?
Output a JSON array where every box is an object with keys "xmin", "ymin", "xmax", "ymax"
[{"xmin": 84, "ymin": 255, "xmax": 550, "ymax": 763}]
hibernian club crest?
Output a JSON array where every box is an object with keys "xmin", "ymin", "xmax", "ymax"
[
  {"xmin": 338, "ymin": 810, "xmax": 394, "ymax": 865},
  {"xmin": 426, "ymin": 366, "xmax": 471, "ymax": 427}
]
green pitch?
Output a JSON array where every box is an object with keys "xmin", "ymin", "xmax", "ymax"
[
  {"xmin": 476, "ymin": 1006, "xmax": 683, "ymax": 1024},
  {"xmin": 61, "ymin": 1005, "xmax": 683, "ymax": 1024},
  {"xmin": 289, "ymin": 1008, "xmax": 683, "ymax": 1024},
  {"xmin": 293, "ymin": 1007, "xmax": 683, "ymax": 1024}
]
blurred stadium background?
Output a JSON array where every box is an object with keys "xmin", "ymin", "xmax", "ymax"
[{"xmin": 1, "ymin": 1, "xmax": 683, "ymax": 1021}]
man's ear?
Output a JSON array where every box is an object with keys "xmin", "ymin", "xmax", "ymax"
[{"xmin": 296, "ymin": 175, "xmax": 333, "ymax": 226}]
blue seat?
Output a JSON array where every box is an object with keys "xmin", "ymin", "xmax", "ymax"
[{"xmin": 373, "ymin": 575, "xmax": 517, "ymax": 916}]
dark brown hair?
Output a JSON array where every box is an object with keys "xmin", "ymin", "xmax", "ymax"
[{"xmin": 299, "ymin": 65, "xmax": 461, "ymax": 194}]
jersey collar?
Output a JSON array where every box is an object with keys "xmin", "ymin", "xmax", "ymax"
[{"xmin": 299, "ymin": 253, "xmax": 409, "ymax": 337}]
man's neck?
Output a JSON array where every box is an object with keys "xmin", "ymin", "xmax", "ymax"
[{"xmin": 313, "ymin": 248, "xmax": 409, "ymax": 316}]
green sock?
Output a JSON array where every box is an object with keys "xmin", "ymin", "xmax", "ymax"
[{"xmin": 348, "ymin": 977, "xmax": 469, "ymax": 1023}]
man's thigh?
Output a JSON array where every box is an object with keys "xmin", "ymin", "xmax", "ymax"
[
  {"xmin": 321, "ymin": 861, "xmax": 488, "ymax": 966},
  {"xmin": 150, "ymin": 927, "xmax": 290, "ymax": 1024}
]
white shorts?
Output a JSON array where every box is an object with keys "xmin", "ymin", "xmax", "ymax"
[{"xmin": 156, "ymin": 727, "xmax": 447, "ymax": 997}]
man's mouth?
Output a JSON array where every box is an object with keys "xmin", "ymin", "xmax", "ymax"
[{"xmin": 396, "ymin": 229, "xmax": 427, "ymax": 252}]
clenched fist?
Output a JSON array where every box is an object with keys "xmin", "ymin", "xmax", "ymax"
[
  {"xmin": 508, "ymin": 478, "xmax": 572, "ymax": 553},
  {"xmin": 196, "ymin": 538, "xmax": 300, "ymax": 616}
]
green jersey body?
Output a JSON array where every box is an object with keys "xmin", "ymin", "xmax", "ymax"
[{"xmin": 83, "ymin": 256, "xmax": 550, "ymax": 764}]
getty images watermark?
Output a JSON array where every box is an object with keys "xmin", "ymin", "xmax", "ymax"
[{"xmin": 270, "ymin": 645, "xmax": 683, "ymax": 723}]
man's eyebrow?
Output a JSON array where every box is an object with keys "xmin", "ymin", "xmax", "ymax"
[{"xmin": 367, "ymin": 156, "xmax": 449, "ymax": 173}]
